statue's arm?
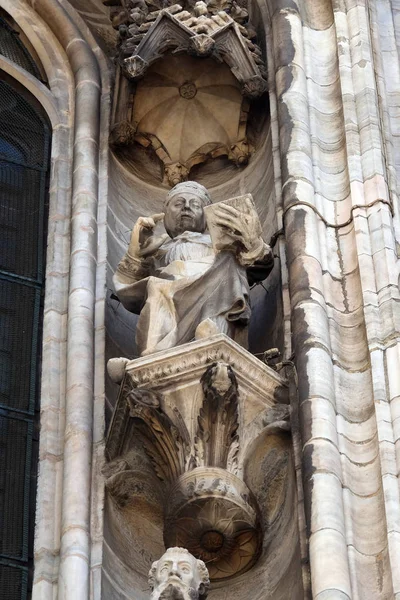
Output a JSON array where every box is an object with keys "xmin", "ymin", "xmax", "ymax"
[
  {"xmin": 113, "ymin": 213, "xmax": 167, "ymax": 314},
  {"xmin": 113, "ymin": 253, "xmax": 152, "ymax": 314},
  {"xmin": 114, "ymin": 251, "xmax": 151, "ymax": 285}
]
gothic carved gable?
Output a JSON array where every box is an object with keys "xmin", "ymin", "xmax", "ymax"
[{"xmin": 106, "ymin": 0, "xmax": 267, "ymax": 184}]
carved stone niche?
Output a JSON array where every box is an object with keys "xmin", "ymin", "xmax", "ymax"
[
  {"xmin": 107, "ymin": 0, "xmax": 268, "ymax": 185},
  {"xmin": 104, "ymin": 334, "xmax": 290, "ymax": 582},
  {"xmin": 110, "ymin": 53, "xmax": 256, "ymax": 186},
  {"xmin": 131, "ymin": 55, "xmax": 252, "ymax": 187}
]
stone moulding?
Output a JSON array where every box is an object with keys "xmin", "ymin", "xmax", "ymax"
[
  {"xmin": 122, "ymin": 10, "xmax": 267, "ymax": 99},
  {"xmin": 115, "ymin": 333, "xmax": 286, "ymax": 395},
  {"xmin": 105, "ymin": 334, "xmax": 290, "ymax": 580}
]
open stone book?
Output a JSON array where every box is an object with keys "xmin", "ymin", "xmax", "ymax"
[{"xmin": 204, "ymin": 193, "xmax": 263, "ymax": 256}]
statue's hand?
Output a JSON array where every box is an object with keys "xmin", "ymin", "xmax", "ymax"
[
  {"xmin": 128, "ymin": 213, "xmax": 168, "ymax": 259},
  {"xmin": 212, "ymin": 202, "xmax": 261, "ymax": 253}
]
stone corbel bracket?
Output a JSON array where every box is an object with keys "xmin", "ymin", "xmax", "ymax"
[
  {"xmin": 123, "ymin": 11, "xmax": 267, "ymax": 98},
  {"xmin": 107, "ymin": 334, "xmax": 289, "ymax": 472},
  {"xmin": 105, "ymin": 334, "xmax": 289, "ymax": 580}
]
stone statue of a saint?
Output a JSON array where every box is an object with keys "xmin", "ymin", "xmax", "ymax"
[
  {"xmin": 148, "ymin": 547, "xmax": 210, "ymax": 600},
  {"xmin": 114, "ymin": 181, "xmax": 273, "ymax": 355}
]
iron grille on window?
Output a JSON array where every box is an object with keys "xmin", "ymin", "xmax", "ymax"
[
  {"xmin": 0, "ymin": 18, "xmax": 41, "ymax": 80},
  {"xmin": 0, "ymin": 77, "xmax": 50, "ymax": 600}
]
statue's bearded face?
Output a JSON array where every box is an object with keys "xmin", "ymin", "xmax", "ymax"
[
  {"xmin": 164, "ymin": 192, "xmax": 207, "ymax": 238},
  {"xmin": 153, "ymin": 552, "xmax": 200, "ymax": 599}
]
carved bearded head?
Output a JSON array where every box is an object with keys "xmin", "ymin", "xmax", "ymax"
[
  {"xmin": 163, "ymin": 182, "xmax": 212, "ymax": 238},
  {"xmin": 148, "ymin": 547, "xmax": 210, "ymax": 600}
]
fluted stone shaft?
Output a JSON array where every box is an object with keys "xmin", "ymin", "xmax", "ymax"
[
  {"xmin": 267, "ymin": 0, "xmax": 400, "ymax": 597},
  {"xmin": 34, "ymin": 4, "xmax": 100, "ymax": 598},
  {"xmin": 22, "ymin": 0, "xmax": 103, "ymax": 598}
]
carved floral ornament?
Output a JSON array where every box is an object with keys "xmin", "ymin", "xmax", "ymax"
[
  {"xmin": 164, "ymin": 468, "xmax": 261, "ymax": 580},
  {"xmin": 106, "ymin": 0, "xmax": 267, "ymax": 90}
]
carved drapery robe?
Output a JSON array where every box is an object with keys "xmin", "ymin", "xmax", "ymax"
[{"xmin": 114, "ymin": 231, "xmax": 272, "ymax": 355}]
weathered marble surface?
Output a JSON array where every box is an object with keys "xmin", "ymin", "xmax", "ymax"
[
  {"xmin": 130, "ymin": 55, "xmax": 251, "ymax": 186},
  {"xmin": 275, "ymin": 1, "xmax": 400, "ymax": 598},
  {"xmin": 7, "ymin": 0, "xmax": 400, "ymax": 599},
  {"xmin": 0, "ymin": 3, "xmax": 110, "ymax": 600}
]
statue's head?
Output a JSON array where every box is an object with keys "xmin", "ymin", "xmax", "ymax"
[
  {"xmin": 164, "ymin": 181, "xmax": 212, "ymax": 238},
  {"xmin": 148, "ymin": 547, "xmax": 210, "ymax": 600}
]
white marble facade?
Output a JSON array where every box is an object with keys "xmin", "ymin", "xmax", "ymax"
[{"xmin": 1, "ymin": 0, "xmax": 400, "ymax": 599}]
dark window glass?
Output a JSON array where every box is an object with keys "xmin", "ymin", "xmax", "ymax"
[{"xmin": 0, "ymin": 77, "xmax": 50, "ymax": 600}]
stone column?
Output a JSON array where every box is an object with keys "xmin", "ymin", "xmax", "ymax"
[
  {"xmin": 31, "ymin": 1, "xmax": 102, "ymax": 598},
  {"xmin": 269, "ymin": 0, "xmax": 400, "ymax": 597},
  {"xmin": 333, "ymin": 0, "xmax": 400, "ymax": 596},
  {"xmin": 270, "ymin": 1, "xmax": 353, "ymax": 597}
]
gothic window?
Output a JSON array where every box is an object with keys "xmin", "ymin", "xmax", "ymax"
[
  {"xmin": 0, "ymin": 13, "xmax": 42, "ymax": 79},
  {"xmin": 0, "ymin": 77, "xmax": 50, "ymax": 600}
]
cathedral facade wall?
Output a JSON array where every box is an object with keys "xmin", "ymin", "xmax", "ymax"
[{"xmin": 0, "ymin": 1, "xmax": 400, "ymax": 599}]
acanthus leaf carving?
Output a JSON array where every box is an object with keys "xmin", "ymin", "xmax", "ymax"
[
  {"xmin": 126, "ymin": 388, "xmax": 189, "ymax": 483},
  {"xmin": 104, "ymin": 337, "xmax": 291, "ymax": 581},
  {"xmin": 242, "ymin": 75, "xmax": 268, "ymax": 98},
  {"xmin": 109, "ymin": 120, "xmax": 137, "ymax": 147},
  {"xmin": 164, "ymin": 162, "xmax": 190, "ymax": 186},
  {"xmin": 194, "ymin": 362, "xmax": 239, "ymax": 471},
  {"xmin": 107, "ymin": 0, "xmax": 267, "ymax": 95},
  {"xmin": 226, "ymin": 437, "xmax": 239, "ymax": 474}
]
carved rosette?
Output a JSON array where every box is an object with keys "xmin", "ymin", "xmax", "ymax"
[
  {"xmin": 128, "ymin": 54, "xmax": 254, "ymax": 185},
  {"xmin": 164, "ymin": 467, "xmax": 261, "ymax": 580}
]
